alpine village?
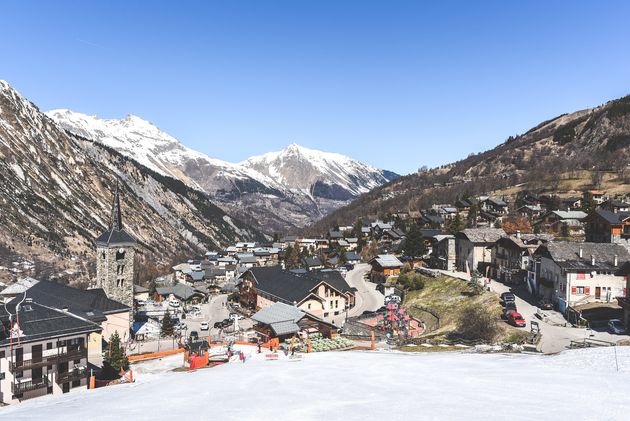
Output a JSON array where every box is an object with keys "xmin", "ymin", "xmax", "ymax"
[{"xmin": 2, "ymin": 5, "xmax": 630, "ymax": 418}]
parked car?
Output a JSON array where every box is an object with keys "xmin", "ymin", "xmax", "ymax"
[
  {"xmin": 508, "ymin": 312, "xmax": 526, "ymax": 327},
  {"xmin": 169, "ymin": 300, "xmax": 180, "ymax": 308},
  {"xmin": 136, "ymin": 299, "xmax": 146, "ymax": 306},
  {"xmin": 229, "ymin": 313, "xmax": 244, "ymax": 321},
  {"xmin": 608, "ymin": 319, "xmax": 626, "ymax": 334},
  {"xmin": 213, "ymin": 321, "xmax": 224, "ymax": 329},
  {"xmin": 500, "ymin": 292, "xmax": 516, "ymax": 304},
  {"xmin": 200, "ymin": 321, "xmax": 209, "ymax": 330}
]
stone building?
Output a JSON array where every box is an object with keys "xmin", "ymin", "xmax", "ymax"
[{"xmin": 95, "ymin": 185, "xmax": 136, "ymax": 308}]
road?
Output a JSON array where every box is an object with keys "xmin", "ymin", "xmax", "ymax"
[
  {"xmin": 490, "ymin": 280, "xmax": 630, "ymax": 353},
  {"xmin": 345, "ymin": 263, "xmax": 384, "ymax": 318}
]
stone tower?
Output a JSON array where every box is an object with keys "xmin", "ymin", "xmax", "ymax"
[{"xmin": 95, "ymin": 184, "xmax": 136, "ymax": 308}]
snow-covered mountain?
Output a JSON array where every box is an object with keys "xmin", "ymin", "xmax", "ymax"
[
  {"xmin": 46, "ymin": 110, "xmax": 399, "ymax": 232},
  {"xmin": 242, "ymin": 143, "xmax": 398, "ymax": 201},
  {"xmin": 0, "ymin": 81, "xmax": 263, "ymax": 284}
]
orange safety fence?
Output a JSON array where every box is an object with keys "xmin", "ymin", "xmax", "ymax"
[{"xmin": 128, "ymin": 348, "xmax": 185, "ymax": 362}]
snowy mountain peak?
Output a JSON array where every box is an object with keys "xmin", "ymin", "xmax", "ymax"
[{"xmin": 46, "ymin": 107, "xmax": 398, "ymax": 231}]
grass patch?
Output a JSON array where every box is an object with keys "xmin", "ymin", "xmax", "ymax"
[{"xmin": 404, "ymin": 274, "xmax": 518, "ymax": 343}]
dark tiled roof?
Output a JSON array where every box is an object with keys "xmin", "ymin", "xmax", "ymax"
[
  {"xmin": 536, "ymin": 242, "xmax": 630, "ymax": 271},
  {"xmin": 591, "ymin": 209, "xmax": 630, "ymax": 224},
  {"xmin": 309, "ymin": 270, "xmax": 353, "ymax": 294},
  {"xmin": 10, "ymin": 281, "xmax": 130, "ymax": 323},
  {"xmin": 457, "ymin": 228, "xmax": 505, "ymax": 243},
  {"xmin": 246, "ymin": 267, "xmax": 320, "ymax": 304},
  {"xmin": 95, "ymin": 228, "xmax": 136, "ymax": 247},
  {"xmin": 245, "ymin": 267, "xmax": 352, "ymax": 305},
  {"xmin": 420, "ymin": 229, "xmax": 443, "ymax": 239},
  {"xmin": 0, "ymin": 301, "xmax": 101, "ymax": 346},
  {"xmin": 345, "ymin": 251, "xmax": 361, "ymax": 261},
  {"xmin": 303, "ymin": 257, "xmax": 323, "ymax": 267}
]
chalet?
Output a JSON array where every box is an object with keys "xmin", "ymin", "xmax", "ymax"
[
  {"xmin": 237, "ymin": 254, "xmax": 258, "ymax": 268},
  {"xmin": 479, "ymin": 197, "xmax": 509, "ymax": 215},
  {"xmin": 455, "ymin": 228, "xmax": 505, "ymax": 273},
  {"xmin": 10, "ymin": 281, "xmax": 131, "ymax": 358},
  {"xmin": 489, "ymin": 233, "xmax": 552, "ymax": 284},
  {"xmin": 516, "ymin": 205, "xmax": 543, "ymax": 219},
  {"xmin": 133, "ymin": 285, "xmax": 150, "ymax": 302},
  {"xmin": 535, "ymin": 210, "xmax": 587, "ymax": 235},
  {"xmin": 420, "ymin": 229, "xmax": 444, "ymax": 248},
  {"xmin": 420, "ymin": 213, "xmax": 444, "ymax": 228},
  {"xmin": 371, "ymin": 221, "xmax": 393, "ymax": 235},
  {"xmin": 238, "ymin": 267, "xmax": 354, "ymax": 325},
  {"xmin": 327, "ymin": 230, "xmax": 344, "ymax": 243},
  {"xmin": 369, "ymin": 254, "xmax": 404, "ymax": 283},
  {"xmin": 345, "ymin": 251, "xmax": 362, "ymax": 265},
  {"xmin": 251, "ymin": 302, "xmax": 339, "ymax": 342},
  {"xmin": 155, "ymin": 284, "xmax": 206, "ymax": 306},
  {"xmin": 235, "ymin": 242, "xmax": 257, "ymax": 253},
  {"xmin": 584, "ymin": 190, "xmax": 608, "ymax": 205},
  {"xmin": 0, "ymin": 299, "xmax": 101, "ymax": 404},
  {"xmin": 303, "ymin": 256, "xmax": 324, "ymax": 271},
  {"xmin": 585, "ymin": 209, "xmax": 630, "ymax": 244},
  {"xmin": 345, "ymin": 238, "xmax": 358, "ymax": 251},
  {"xmin": 278, "ymin": 236, "xmax": 298, "ymax": 249},
  {"xmin": 532, "ymin": 242, "xmax": 630, "ymax": 315},
  {"xmin": 599, "ymin": 200, "xmax": 630, "ymax": 213}
]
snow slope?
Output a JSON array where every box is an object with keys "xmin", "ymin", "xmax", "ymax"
[{"xmin": 2, "ymin": 348, "xmax": 630, "ymax": 420}]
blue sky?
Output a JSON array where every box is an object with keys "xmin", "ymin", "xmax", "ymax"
[{"xmin": 2, "ymin": 1, "xmax": 630, "ymax": 175}]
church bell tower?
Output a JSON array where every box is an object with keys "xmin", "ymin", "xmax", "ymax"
[{"xmin": 95, "ymin": 183, "xmax": 136, "ymax": 308}]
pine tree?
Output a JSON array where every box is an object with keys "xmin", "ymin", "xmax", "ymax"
[
  {"xmin": 448, "ymin": 211, "xmax": 465, "ymax": 234},
  {"xmin": 403, "ymin": 223, "xmax": 426, "ymax": 258},
  {"xmin": 161, "ymin": 309, "xmax": 175, "ymax": 337},
  {"xmin": 104, "ymin": 331, "xmax": 129, "ymax": 371}
]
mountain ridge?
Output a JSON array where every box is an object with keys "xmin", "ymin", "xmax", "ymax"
[
  {"xmin": 307, "ymin": 92, "xmax": 630, "ymax": 233},
  {"xmin": 46, "ymin": 108, "xmax": 399, "ymax": 232},
  {"xmin": 0, "ymin": 81, "xmax": 264, "ymax": 284}
]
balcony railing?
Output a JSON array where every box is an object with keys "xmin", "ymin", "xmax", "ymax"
[
  {"xmin": 56, "ymin": 367, "xmax": 87, "ymax": 384},
  {"xmin": 9, "ymin": 348, "xmax": 87, "ymax": 372},
  {"xmin": 12, "ymin": 376, "xmax": 49, "ymax": 394}
]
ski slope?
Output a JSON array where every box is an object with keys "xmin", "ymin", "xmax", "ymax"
[{"xmin": 2, "ymin": 347, "xmax": 630, "ymax": 420}]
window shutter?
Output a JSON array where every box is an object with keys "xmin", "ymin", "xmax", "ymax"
[
  {"xmin": 571, "ymin": 287, "xmax": 577, "ymax": 294},
  {"xmin": 585, "ymin": 287, "xmax": 590, "ymax": 295},
  {"xmin": 624, "ymin": 288, "xmax": 627, "ymax": 297}
]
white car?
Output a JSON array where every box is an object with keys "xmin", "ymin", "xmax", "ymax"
[
  {"xmin": 169, "ymin": 300, "xmax": 180, "ymax": 308},
  {"xmin": 200, "ymin": 321, "xmax": 209, "ymax": 330}
]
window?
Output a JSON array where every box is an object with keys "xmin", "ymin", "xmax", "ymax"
[
  {"xmin": 335, "ymin": 300, "xmax": 339, "ymax": 309},
  {"xmin": 577, "ymin": 273, "xmax": 585, "ymax": 280},
  {"xmin": 307, "ymin": 303, "xmax": 311, "ymax": 310},
  {"xmin": 72, "ymin": 379, "xmax": 80, "ymax": 388},
  {"xmin": 0, "ymin": 350, "xmax": 4, "ymax": 358},
  {"xmin": 47, "ymin": 342, "xmax": 52, "ymax": 350},
  {"xmin": 47, "ymin": 365, "xmax": 52, "ymax": 370},
  {"xmin": 323, "ymin": 312, "xmax": 329, "ymax": 318},
  {"xmin": 74, "ymin": 359, "xmax": 80, "ymax": 364}
]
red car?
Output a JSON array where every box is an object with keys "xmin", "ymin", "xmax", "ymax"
[{"xmin": 508, "ymin": 312, "xmax": 526, "ymax": 327}]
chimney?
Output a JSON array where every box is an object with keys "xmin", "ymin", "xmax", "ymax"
[
  {"xmin": 614, "ymin": 254, "xmax": 619, "ymax": 267},
  {"xmin": 579, "ymin": 247, "xmax": 583, "ymax": 259},
  {"xmin": 25, "ymin": 298, "xmax": 32, "ymax": 304},
  {"xmin": 591, "ymin": 255, "xmax": 595, "ymax": 266},
  {"xmin": 515, "ymin": 230, "xmax": 521, "ymax": 239}
]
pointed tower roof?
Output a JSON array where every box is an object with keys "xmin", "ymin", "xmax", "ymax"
[{"xmin": 96, "ymin": 182, "xmax": 136, "ymax": 247}]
